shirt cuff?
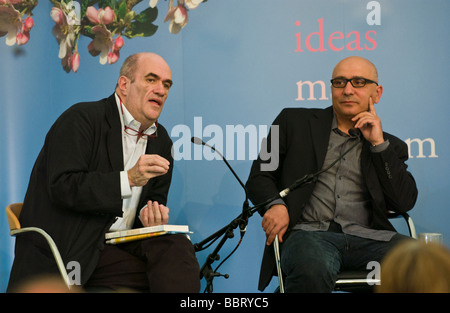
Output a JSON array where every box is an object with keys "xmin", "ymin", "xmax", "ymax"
[
  {"xmin": 258, "ymin": 198, "xmax": 287, "ymax": 216},
  {"xmin": 370, "ymin": 139, "xmax": 390, "ymax": 153},
  {"xmin": 120, "ymin": 171, "xmax": 132, "ymax": 199}
]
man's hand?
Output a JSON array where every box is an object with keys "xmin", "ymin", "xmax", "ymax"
[
  {"xmin": 261, "ymin": 204, "xmax": 289, "ymax": 246},
  {"xmin": 139, "ymin": 201, "xmax": 169, "ymax": 227},
  {"xmin": 352, "ymin": 97, "xmax": 384, "ymax": 146},
  {"xmin": 128, "ymin": 154, "xmax": 170, "ymax": 187}
]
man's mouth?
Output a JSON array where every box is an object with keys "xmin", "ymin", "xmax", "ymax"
[
  {"xmin": 148, "ymin": 98, "xmax": 162, "ymax": 106},
  {"xmin": 341, "ymin": 100, "xmax": 358, "ymax": 105}
]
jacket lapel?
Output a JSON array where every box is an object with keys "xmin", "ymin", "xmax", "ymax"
[
  {"xmin": 361, "ymin": 140, "xmax": 374, "ymax": 188},
  {"xmin": 309, "ymin": 106, "xmax": 334, "ymax": 170},
  {"xmin": 105, "ymin": 94, "xmax": 124, "ymax": 171}
]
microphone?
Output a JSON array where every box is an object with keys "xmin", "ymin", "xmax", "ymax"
[
  {"xmin": 348, "ymin": 128, "xmax": 361, "ymax": 139},
  {"xmin": 191, "ymin": 137, "xmax": 250, "ymax": 234},
  {"xmin": 191, "ymin": 136, "xmax": 206, "ymax": 147}
]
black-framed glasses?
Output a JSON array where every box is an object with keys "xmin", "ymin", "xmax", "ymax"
[
  {"xmin": 120, "ymin": 101, "xmax": 158, "ymax": 140},
  {"xmin": 330, "ymin": 77, "xmax": 378, "ymax": 88}
]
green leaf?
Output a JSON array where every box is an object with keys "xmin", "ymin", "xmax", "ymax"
[
  {"xmin": 126, "ymin": 7, "xmax": 159, "ymax": 38},
  {"xmin": 99, "ymin": 0, "xmax": 111, "ymax": 9},
  {"xmin": 126, "ymin": 23, "xmax": 158, "ymax": 38},
  {"xmin": 117, "ymin": 0, "xmax": 128, "ymax": 20},
  {"xmin": 80, "ymin": 0, "xmax": 89, "ymax": 19},
  {"xmin": 134, "ymin": 7, "xmax": 158, "ymax": 24}
]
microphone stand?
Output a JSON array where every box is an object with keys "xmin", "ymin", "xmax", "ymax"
[
  {"xmin": 191, "ymin": 137, "xmax": 251, "ymax": 293},
  {"xmin": 194, "ymin": 172, "xmax": 316, "ymax": 292},
  {"xmin": 195, "ymin": 215, "xmax": 241, "ymax": 293},
  {"xmin": 191, "ymin": 130, "xmax": 361, "ymax": 292}
]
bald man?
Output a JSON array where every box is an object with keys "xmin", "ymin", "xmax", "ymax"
[
  {"xmin": 8, "ymin": 53, "xmax": 200, "ymax": 293},
  {"xmin": 246, "ymin": 56, "xmax": 418, "ymax": 292}
]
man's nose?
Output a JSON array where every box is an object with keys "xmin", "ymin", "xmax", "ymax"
[
  {"xmin": 343, "ymin": 81, "xmax": 355, "ymax": 95},
  {"xmin": 154, "ymin": 82, "xmax": 166, "ymax": 96}
]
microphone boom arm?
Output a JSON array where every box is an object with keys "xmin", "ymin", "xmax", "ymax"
[{"xmin": 191, "ymin": 137, "xmax": 252, "ymax": 292}]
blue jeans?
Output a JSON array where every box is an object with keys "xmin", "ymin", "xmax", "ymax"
[{"xmin": 280, "ymin": 229, "xmax": 410, "ymax": 292}]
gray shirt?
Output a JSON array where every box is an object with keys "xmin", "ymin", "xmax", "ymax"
[{"xmin": 292, "ymin": 116, "xmax": 396, "ymax": 241}]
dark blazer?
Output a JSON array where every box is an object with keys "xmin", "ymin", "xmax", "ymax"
[
  {"xmin": 245, "ymin": 106, "xmax": 418, "ymax": 291},
  {"xmin": 7, "ymin": 94, "xmax": 173, "ymax": 291}
]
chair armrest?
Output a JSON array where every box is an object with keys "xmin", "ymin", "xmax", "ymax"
[{"xmin": 387, "ymin": 211, "xmax": 417, "ymax": 239}]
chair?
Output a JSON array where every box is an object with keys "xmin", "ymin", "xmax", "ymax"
[
  {"xmin": 6, "ymin": 203, "xmax": 71, "ymax": 289},
  {"xmin": 274, "ymin": 212, "xmax": 417, "ymax": 293}
]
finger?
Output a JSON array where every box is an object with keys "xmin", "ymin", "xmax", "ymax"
[
  {"xmin": 137, "ymin": 156, "xmax": 170, "ymax": 175},
  {"xmin": 266, "ymin": 232, "xmax": 275, "ymax": 246},
  {"xmin": 351, "ymin": 110, "xmax": 369, "ymax": 122},
  {"xmin": 145, "ymin": 154, "xmax": 170, "ymax": 168},
  {"xmin": 265, "ymin": 223, "xmax": 276, "ymax": 238},
  {"xmin": 145, "ymin": 165, "xmax": 169, "ymax": 175},
  {"xmin": 140, "ymin": 206, "xmax": 149, "ymax": 226},
  {"xmin": 355, "ymin": 112, "xmax": 379, "ymax": 128},
  {"xmin": 151, "ymin": 201, "xmax": 162, "ymax": 224},
  {"xmin": 265, "ymin": 222, "xmax": 282, "ymax": 245},
  {"xmin": 261, "ymin": 217, "xmax": 269, "ymax": 231},
  {"xmin": 160, "ymin": 205, "xmax": 169, "ymax": 224},
  {"xmin": 147, "ymin": 202, "xmax": 156, "ymax": 224},
  {"xmin": 262, "ymin": 218, "xmax": 273, "ymax": 244},
  {"xmin": 278, "ymin": 226, "xmax": 288, "ymax": 243},
  {"xmin": 369, "ymin": 97, "xmax": 377, "ymax": 115},
  {"xmin": 354, "ymin": 116, "xmax": 373, "ymax": 129}
]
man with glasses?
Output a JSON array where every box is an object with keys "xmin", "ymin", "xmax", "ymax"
[
  {"xmin": 8, "ymin": 53, "xmax": 200, "ymax": 292},
  {"xmin": 246, "ymin": 56, "xmax": 418, "ymax": 292}
]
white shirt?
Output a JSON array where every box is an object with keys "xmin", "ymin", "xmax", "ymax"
[{"xmin": 109, "ymin": 93, "xmax": 157, "ymax": 231}]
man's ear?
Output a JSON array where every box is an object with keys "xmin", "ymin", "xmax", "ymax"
[
  {"xmin": 117, "ymin": 76, "xmax": 129, "ymax": 96},
  {"xmin": 373, "ymin": 85, "xmax": 383, "ymax": 104}
]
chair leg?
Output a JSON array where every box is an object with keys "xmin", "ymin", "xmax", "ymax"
[
  {"xmin": 11, "ymin": 227, "xmax": 71, "ymax": 289},
  {"xmin": 274, "ymin": 234, "xmax": 285, "ymax": 293}
]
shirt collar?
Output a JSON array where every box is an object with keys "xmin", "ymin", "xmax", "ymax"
[
  {"xmin": 331, "ymin": 113, "xmax": 346, "ymax": 137},
  {"xmin": 114, "ymin": 93, "xmax": 157, "ymax": 136},
  {"xmin": 331, "ymin": 113, "xmax": 359, "ymax": 139}
]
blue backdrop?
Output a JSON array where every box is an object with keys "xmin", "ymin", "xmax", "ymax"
[{"xmin": 1, "ymin": 0, "xmax": 449, "ymax": 293}]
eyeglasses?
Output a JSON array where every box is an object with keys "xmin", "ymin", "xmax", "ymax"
[
  {"xmin": 120, "ymin": 101, "xmax": 158, "ymax": 140},
  {"xmin": 123, "ymin": 125, "xmax": 158, "ymax": 140},
  {"xmin": 330, "ymin": 77, "xmax": 378, "ymax": 88}
]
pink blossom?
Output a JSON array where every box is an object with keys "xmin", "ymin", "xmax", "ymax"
[
  {"xmin": 89, "ymin": 25, "xmax": 113, "ymax": 64},
  {"xmin": 53, "ymin": 25, "xmax": 75, "ymax": 59},
  {"xmin": 86, "ymin": 6, "xmax": 115, "ymax": 25},
  {"xmin": 0, "ymin": 5, "xmax": 22, "ymax": 46},
  {"xmin": 1, "ymin": 0, "xmax": 23, "ymax": 4},
  {"xmin": 107, "ymin": 50, "xmax": 119, "ymax": 64},
  {"xmin": 23, "ymin": 16, "xmax": 34, "ymax": 31},
  {"xmin": 50, "ymin": 7, "xmax": 65, "ymax": 25},
  {"xmin": 107, "ymin": 35, "xmax": 124, "ymax": 64},
  {"xmin": 98, "ymin": 7, "xmax": 114, "ymax": 25},
  {"xmin": 88, "ymin": 40, "xmax": 100, "ymax": 56},
  {"xmin": 61, "ymin": 50, "xmax": 73, "ymax": 73},
  {"xmin": 72, "ymin": 51, "xmax": 80, "ymax": 72},
  {"xmin": 149, "ymin": 0, "xmax": 159, "ymax": 8},
  {"xmin": 86, "ymin": 6, "xmax": 100, "ymax": 24},
  {"xmin": 16, "ymin": 31, "xmax": 29, "ymax": 45},
  {"xmin": 114, "ymin": 35, "xmax": 124, "ymax": 50},
  {"xmin": 51, "ymin": 7, "xmax": 76, "ymax": 59},
  {"xmin": 164, "ymin": 5, "xmax": 188, "ymax": 34},
  {"xmin": 185, "ymin": 0, "xmax": 204, "ymax": 9},
  {"xmin": 61, "ymin": 49, "xmax": 80, "ymax": 73}
]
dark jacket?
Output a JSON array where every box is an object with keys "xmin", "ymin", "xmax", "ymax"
[
  {"xmin": 245, "ymin": 106, "xmax": 418, "ymax": 291},
  {"xmin": 7, "ymin": 94, "xmax": 173, "ymax": 291}
]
